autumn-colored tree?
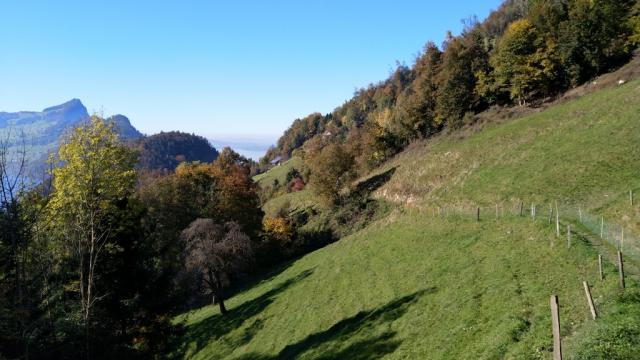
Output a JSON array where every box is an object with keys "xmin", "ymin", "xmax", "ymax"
[
  {"xmin": 263, "ymin": 217, "xmax": 294, "ymax": 244},
  {"xmin": 181, "ymin": 219, "xmax": 253, "ymax": 314},
  {"xmin": 391, "ymin": 42, "xmax": 442, "ymax": 142},
  {"xmin": 409, "ymin": 41, "xmax": 443, "ymax": 136},
  {"xmin": 271, "ymin": 113, "xmax": 328, "ymax": 161},
  {"xmin": 436, "ymin": 29, "xmax": 488, "ymax": 126},
  {"xmin": 174, "ymin": 148, "xmax": 263, "ymax": 236},
  {"xmin": 486, "ymin": 19, "xmax": 561, "ymax": 105},
  {"xmin": 366, "ymin": 109, "xmax": 399, "ymax": 164},
  {"xmin": 307, "ymin": 143, "xmax": 355, "ymax": 205},
  {"xmin": 48, "ymin": 117, "xmax": 137, "ymax": 352},
  {"xmin": 137, "ymin": 148, "xmax": 263, "ymax": 303}
]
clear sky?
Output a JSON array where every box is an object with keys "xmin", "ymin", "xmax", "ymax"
[{"xmin": 0, "ymin": 0, "xmax": 503, "ymax": 144}]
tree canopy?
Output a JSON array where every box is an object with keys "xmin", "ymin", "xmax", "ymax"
[
  {"xmin": 134, "ymin": 131, "xmax": 219, "ymax": 171},
  {"xmin": 181, "ymin": 219, "xmax": 253, "ymax": 314}
]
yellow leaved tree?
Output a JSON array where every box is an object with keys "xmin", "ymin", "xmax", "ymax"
[{"xmin": 48, "ymin": 116, "xmax": 137, "ymax": 349}]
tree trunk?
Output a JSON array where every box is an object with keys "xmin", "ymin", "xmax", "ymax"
[
  {"xmin": 219, "ymin": 298, "xmax": 228, "ymax": 315},
  {"xmin": 216, "ymin": 286, "xmax": 228, "ymax": 315}
]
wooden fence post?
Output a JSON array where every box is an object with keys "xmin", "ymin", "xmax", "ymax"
[
  {"xmin": 495, "ymin": 203, "xmax": 498, "ymax": 218},
  {"xmin": 617, "ymin": 251, "xmax": 625, "ymax": 290},
  {"xmin": 477, "ymin": 207, "xmax": 480, "ymax": 221},
  {"xmin": 583, "ymin": 281, "xmax": 597, "ymax": 320},
  {"xmin": 578, "ymin": 207, "xmax": 582, "ymax": 222},
  {"xmin": 519, "ymin": 201, "xmax": 523, "ymax": 216},
  {"xmin": 598, "ymin": 254, "xmax": 603, "ymax": 281},
  {"xmin": 555, "ymin": 202, "xmax": 560, "ymax": 237},
  {"xmin": 550, "ymin": 295, "xmax": 562, "ymax": 360},
  {"xmin": 567, "ymin": 225, "xmax": 571, "ymax": 248},
  {"xmin": 631, "ymin": 190, "xmax": 634, "ymax": 206}
]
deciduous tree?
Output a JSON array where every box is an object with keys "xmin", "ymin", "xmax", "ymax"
[
  {"xmin": 181, "ymin": 219, "xmax": 253, "ymax": 314},
  {"xmin": 308, "ymin": 143, "xmax": 355, "ymax": 205},
  {"xmin": 487, "ymin": 18, "xmax": 561, "ymax": 105},
  {"xmin": 48, "ymin": 116, "xmax": 137, "ymax": 351}
]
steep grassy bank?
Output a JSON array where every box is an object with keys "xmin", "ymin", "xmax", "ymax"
[
  {"xmin": 372, "ymin": 80, "xmax": 640, "ymax": 210},
  {"xmin": 173, "ymin": 212, "xmax": 639, "ymax": 359},
  {"xmin": 173, "ymin": 80, "xmax": 640, "ymax": 359}
]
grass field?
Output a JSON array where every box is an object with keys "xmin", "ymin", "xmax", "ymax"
[
  {"xmin": 253, "ymin": 157, "xmax": 304, "ymax": 188},
  {"xmin": 173, "ymin": 213, "xmax": 639, "ymax": 359},
  {"xmin": 172, "ymin": 80, "xmax": 640, "ymax": 359},
  {"xmin": 372, "ymin": 80, "xmax": 640, "ymax": 211},
  {"xmin": 261, "ymin": 189, "xmax": 316, "ymax": 218}
]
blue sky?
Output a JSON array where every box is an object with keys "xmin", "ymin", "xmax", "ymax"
[{"xmin": 0, "ymin": 0, "xmax": 502, "ymax": 145}]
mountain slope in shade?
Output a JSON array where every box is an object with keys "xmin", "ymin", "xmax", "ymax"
[
  {"xmin": 108, "ymin": 114, "xmax": 144, "ymax": 140},
  {"xmin": 0, "ymin": 99, "xmax": 143, "ymax": 151},
  {"xmin": 0, "ymin": 99, "xmax": 143, "ymax": 180},
  {"xmin": 1, "ymin": 99, "xmax": 90, "ymax": 148}
]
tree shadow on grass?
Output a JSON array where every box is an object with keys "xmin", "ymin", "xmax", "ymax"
[
  {"xmin": 233, "ymin": 257, "xmax": 304, "ymax": 298},
  {"xmin": 351, "ymin": 167, "xmax": 397, "ymax": 199},
  {"xmin": 174, "ymin": 268, "xmax": 315, "ymax": 357},
  {"xmin": 236, "ymin": 287, "xmax": 437, "ymax": 360}
]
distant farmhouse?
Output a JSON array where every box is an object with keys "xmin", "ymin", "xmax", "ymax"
[{"xmin": 271, "ymin": 155, "xmax": 282, "ymax": 166}]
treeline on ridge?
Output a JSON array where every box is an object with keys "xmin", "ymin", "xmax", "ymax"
[
  {"xmin": 261, "ymin": 0, "xmax": 640, "ymax": 190},
  {"xmin": 133, "ymin": 131, "xmax": 220, "ymax": 172}
]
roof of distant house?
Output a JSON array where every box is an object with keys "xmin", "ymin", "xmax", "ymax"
[{"xmin": 271, "ymin": 156, "xmax": 282, "ymax": 165}]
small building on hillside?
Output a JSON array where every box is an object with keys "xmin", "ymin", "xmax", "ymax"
[{"xmin": 271, "ymin": 156, "xmax": 282, "ymax": 166}]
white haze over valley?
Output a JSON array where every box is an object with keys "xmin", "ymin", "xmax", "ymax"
[{"xmin": 208, "ymin": 136, "xmax": 276, "ymax": 161}]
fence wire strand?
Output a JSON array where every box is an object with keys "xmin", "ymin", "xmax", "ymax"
[{"xmin": 424, "ymin": 199, "xmax": 639, "ymax": 275}]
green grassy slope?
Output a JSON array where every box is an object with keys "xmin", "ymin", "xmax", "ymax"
[
  {"xmin": 252, "ymin": 157, "xmax": 318, "ymax": 218},
  {"xmin": 373, "ymin": 80, "xmax": 640, "ymax": 210},
  {"xmin": 261, "ymin": 189, "xmax": 316, "ymax": 218},
  {"xmin": 253, "ymin": 157, "xmax": 304, "ymax": 188},
  {"xmin": 173, "ymin": 81, "xmax": 640, "ymax": 359}
]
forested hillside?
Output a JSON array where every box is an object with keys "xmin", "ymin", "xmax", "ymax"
[
  {"xmin": 260, "ymin": 0, "xmax": 640, "ymax": 190},
  {"xmin": 133, "ymin": 131, "xmax": 220, "ymax": 171}
]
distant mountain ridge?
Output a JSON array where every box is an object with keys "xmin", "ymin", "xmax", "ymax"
[
  {"xmin": 0, "ymin": 99, "xmax": 143, "ymax": 179},
  {"xmin": 1, "ymin": 99, "xmax": 229, "ymax": 180},
  {"xmin": 0, "ymin": 98, "xmax": 142, "ymax": 147},
  {"xmin": 108, "ymin": 114, "xmax": 144, "ymax": 140}
]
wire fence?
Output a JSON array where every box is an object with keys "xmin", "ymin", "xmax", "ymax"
[
  {"xmin": 422, "ymin": 195, "xmax": 638, "ymax": 357},
  {"xmin": 560, "ymin": 205, "xmax": 640, "ymax": 268},
  {"xmin": 423, "ymin": 197, "xmax": 640, "ymax": 274}
]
